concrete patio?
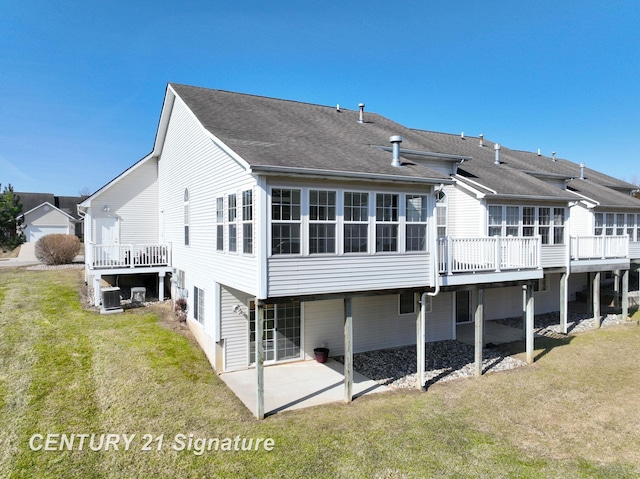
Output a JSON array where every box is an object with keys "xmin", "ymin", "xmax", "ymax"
[
  {"xmin": 219, "ymin": 358, "xmax": 389, "ymax": 417},
  {"xmin": 456, "ymin": 320, "xmax": 524, "ymax": 346}
]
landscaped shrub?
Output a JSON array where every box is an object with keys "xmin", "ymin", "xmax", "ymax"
[{"xmin": 34, "ymin": 234, "xmax": 81, "ymax": 265}]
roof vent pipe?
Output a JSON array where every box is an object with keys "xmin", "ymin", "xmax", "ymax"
[
  {"xmin": 461, "ymin": 131, "xmax": 465, "ymax": 140},
  {"xmin": 494, "ymin": 143, "xmax": 501, "ymax": 165},
  {"xmin": 537, "ymin": 148, "xmax": 541, "ymax": 156},
  {"xmin": 580, "ymin": 162, "xmax": 585, "ymax": 180},
  {"xmin": 552, "ymin": 151, "xmax": 556, "ymax": 161},
  {"xmin": 390, "ymin": 135, "xmax": 403, "ymax": 167},
  {"xmin": 358, "ymin": 103, "xmax": 365, "ymax": 123},
  {"xmin": 479, "ymin": 134, "xmax": 484, "ymax": 147}
]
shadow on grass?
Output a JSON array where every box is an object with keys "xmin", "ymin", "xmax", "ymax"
[{"xmin": 496, "ymin": 334, "xmax": 574, "ymax": 364}]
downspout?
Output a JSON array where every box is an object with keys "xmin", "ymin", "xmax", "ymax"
[{"xmin": 418, "ymin": 186, "xmax": 442, "ymax": 390}]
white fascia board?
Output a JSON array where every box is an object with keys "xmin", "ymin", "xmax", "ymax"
[
  {"xmin": 453, "ymin": 177, "xmax": 486, "ymax": 199},
  {"xmin": 453, "ymin": 174, "xmax": 496, "ymax": 195},
  {"xmin": 567, "ymin": 189, "xmax": 599, "ymax": 208}
]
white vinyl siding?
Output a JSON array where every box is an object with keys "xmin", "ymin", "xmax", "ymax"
[
  {"xmin": 303, "ymin": 294, "xmax": 453, "ymax": 358},
  {"xmin": 220, "ymin": 286, "xmax": 251, "ymax": 372},
  {"xmin": 90, "ymin": 159, "xmax": 159, "ymax": 245},
  {"xmin": 268, "ymin": 254, "xmax": 431, "ymax": 297},
  {"xmin": 158, "ymin": 95, "xmax": 258, "ymax": 296},
  {"xmin": 447, "ymin": 186, "xmax": 481, "ymax": 237}
]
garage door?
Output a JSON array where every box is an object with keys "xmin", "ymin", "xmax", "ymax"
[{"xmin": 26, "ymin": 226, "xmax": 69, "ymax": 242}]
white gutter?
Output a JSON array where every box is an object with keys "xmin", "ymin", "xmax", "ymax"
[{"xmin": 250, "ymin": 165, "xmax": 455, "ymax": 185}]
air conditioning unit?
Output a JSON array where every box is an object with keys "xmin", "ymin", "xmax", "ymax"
[
  {"xmin": 131, "ymin": 287, "xmax": 146, "ymax": 304},
  {"xmin": 101, "ymin": 287, "xmax": 123, "ymax": 314}
]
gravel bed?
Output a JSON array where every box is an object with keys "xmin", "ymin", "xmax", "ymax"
[
  {"xmin": 334, "ymin": 311, "xmax": 632, "ymax": 390},
  {"xmin": 493, "ymin": 311, "xmax": 628, "ymax": 334},
  {"xmin": 334, "ymin": 341, "xmax": 527, "ymax": 389}
]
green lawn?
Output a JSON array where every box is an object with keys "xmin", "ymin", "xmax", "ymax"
[{"xmin": 1, "ymin": 268, "xmax": 639, "ymax": 478}]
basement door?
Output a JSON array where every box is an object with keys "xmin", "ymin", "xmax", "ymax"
[
  {"xmin": 249, "ymin": 301, "xmax": 301, "ymax": 364},
  {"xmin": 455, "ymin": 290, "xmax": 473, "ymax": 324}
]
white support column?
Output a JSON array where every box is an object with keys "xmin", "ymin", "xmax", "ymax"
[
  {"xmin": 593, "ymin": 272, "xmax": 601, "ymax": 328},
  {"xmin": 93, "ymin": 275, "xmax": 101, "ymax": 307},
  {"xmin": 158, "ymin": 272, "xmax": 165, "ymax": 302},
  {"xmin": 525, "ymin": 283, "xmax": 535, "ymax": 364},
  {"xmin": 255, "ymin": 301, "xmax": 265, "ymax": 420},
  {"xmin": 622, "ymin": 269, "xmax": 629, "ymax": 319},
  {"xmin": 416, "ymin": 295, "xmax": 425, "ymax": 390},
  {"xmin": 614, "ymin": 269, "xmax": 620, "ymax": 310},
  {"xmin": 344, "ymin": 297, "xmax": 353, "ymax": 403},
  {"xmin": 474, "ymin": 287, "xmax": 484, "ymax": 377},
  {"xmin": 560, "ymin": 272, "xmax": 569, "ymax": 334}
]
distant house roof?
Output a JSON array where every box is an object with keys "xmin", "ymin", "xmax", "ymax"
[
  {"xmin": 17, "ymin": 201, "xmax": 76, "ymax": 220},
  {"xmin": 15, "ymin": 192, "xmax": 87, "ymax": 220}
]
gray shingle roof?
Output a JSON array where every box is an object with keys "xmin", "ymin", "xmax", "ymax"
[
  {"xmin": 169, "ymin": 83, "xmax": 640, "ymax": 209},
  {"xmin": 170, "ymin": 84, "xmax": 451, "ymax": 183}
]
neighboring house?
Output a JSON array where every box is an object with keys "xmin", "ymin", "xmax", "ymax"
[
  {"xmin": 16, "ymin": 192, "xmax": 87, "ymax": 242},
  {"xmin": 80, "ymin": 83, "xmax": 640, "ymax": 417}
]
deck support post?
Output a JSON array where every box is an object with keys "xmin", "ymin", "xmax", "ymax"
[
  {"xmin": 158, "ymin": 272, "xmax": 165, "ymax": 302},
  {"xmin": 613, "ymin": 269, "xmax": 620, "ymax": 309},
  {"xmin": 474, "ymin": 287, "xmax": 484, "ymax": 377},
  {"xmin": 416, "ymin": 295, "xmax": 427, "ymax": 391},
  {"xmin": 525, "ymin": 283, "xmax": 535, "ymax": 364},
  {"xmin": 93, "ymin": 275, "xmax": 101, "ymax": 307},
  {"xmin": 255, "ymin": 301, "xmax": 265, "ymax": 420},
  {"xmin": 560, "ymin": 271, "xmax": 569, "ymax": 334},
  {"xmin": 344, "ymin": 297, "xmax": 353, "ymax": 403},
  {"xmin": 622, "ymin": 269, "xmax": 629, "ymax": 319},
  {"xmin": 593, "ymin": 272, "xmax": 601, "ymax": 328}
]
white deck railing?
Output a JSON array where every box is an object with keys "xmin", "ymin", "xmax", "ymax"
[
  {"xmin": 88, "ymin": 243, "xmax": 172, "ymax": 269},
  {"xmin": 570, "ymin": 235, "xmax": 628, "ymax": 260},
  {"xmin": 438, "ymin": 236, "xmax": 541, "ymax": 274}
]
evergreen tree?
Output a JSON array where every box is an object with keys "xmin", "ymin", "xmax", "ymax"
[{"xmin": 0, "ymin": 184, "xmax": 25, "ymax": 250}]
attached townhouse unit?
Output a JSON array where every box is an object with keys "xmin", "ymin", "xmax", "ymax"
[{"xmin": 79, "ymin": 83, "xmax": 640, "ymax": 418}]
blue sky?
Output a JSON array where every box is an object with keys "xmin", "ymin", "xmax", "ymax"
[{"xmin": 1, "ymin": 0, "xmax": 639, "ymax": 196}]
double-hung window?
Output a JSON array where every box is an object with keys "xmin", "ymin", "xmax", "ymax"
[
  {"xmin": 506, "ymin": 206, "xmax": 519, "ymax": 236},
  {"xmin": 271, "ymin": 188, "xmax": 301, "ymax": 254},
  {"xmin": 228, "ymin": 194, "xmax": 237, "ymax": 252},
  {"xmin": 538, "ymin": 208, "xmax": 550, "ymax": 244},
  {"xmin": 523, "ymin": 207, "xmax": 535, "ymax": 237},
  {"xmin": 406, "ymin": 194, "xmax": 427, "ymax": 251},
  {"xmin": 309, "ymin": 190, "xmax": 336, "ymax": 254},
  {"xmin": 554, "ymin": 208, "xmax": 565, "ymax": 244},
  {"xmin": 488, "ymin": 206, "xmax": 503, "ymax": 237},
  {"xmin": 344, "ymin": 192, "xmax": 369, "ymax": 253},
  {"xmin": 616, "ymin": 214, "xmax": 625, "ymax": 236},
  {"xmin": 242, "ymin": 190, "xmax": 253, "ymax": 254},
  {"xmin": 627, "ymin": 214, "xmax": 636, "ymax": 241},
  {"xmin": 193, "ymin": 286, "xmax": 204, "ymax": 324},
  {"xmin": 595, "ymin": 213, "xmax": 604, "ymax": 236},
  {"xmin": 375, "ymin": 193, "xmax": 399, "ymax": 252},
  {"xmin": 605, "ymin": 213, "xmax": 615, "ymax": 236},
  {"xmin": 215, "ymin": 197, "xmax": 224, "ymax": 251}
]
